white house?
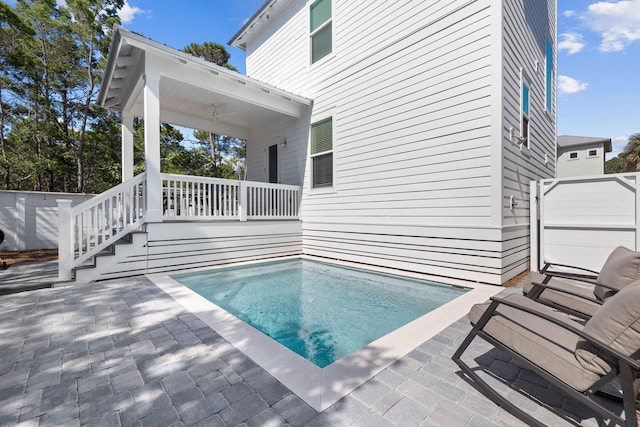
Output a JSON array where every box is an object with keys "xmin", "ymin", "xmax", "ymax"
[
  {"xmin": 60, "ymin": 0, "xmax": 556, "ymax": 285},
  {"xmin": 556, "ymin": 135, "xmax": 612, "ymax": 178}
]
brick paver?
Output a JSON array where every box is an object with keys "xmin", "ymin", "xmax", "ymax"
[{"xmin": 0, "ymin": 270, "xmax": 626, "ymax": 426}]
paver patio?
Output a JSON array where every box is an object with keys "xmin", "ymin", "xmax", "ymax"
[{"xmin": 0, "ymin": 263, "xmax": 625, "ymax": 426}]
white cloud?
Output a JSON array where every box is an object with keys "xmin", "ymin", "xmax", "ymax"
[
  {"xmin": 582, "ymin": 0, "xmax": 640, "ymax": 52},
  {"xmin": 558, "ymin": 75, "xmax": 589, "ymax": 94},
  {"xmin": 563, "ymin": 10, "xmax": 576, "ymax": 17},
  {"xmin": 611, "ymin": 135, "xmax": 629, "ymax": 157},
  {"xmin": 118, "ymin": 1, "xmax": 146, "ymax": 24},
  {"xmin": 558, "ymin": 33, "xmax": 585, "ymax": 54}
]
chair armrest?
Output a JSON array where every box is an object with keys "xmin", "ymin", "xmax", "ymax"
[
  {"xmin": 541, "ymin": 262, "xmax": 599, "ymax": 278},
  {"xmin": 540, "ymin": 272, "xmax": 622, "ymax": 293},
  {"xmin": 487, "ymin": 296, "xmax": 640, "ymax": 371},
  {"xmin": 530, "ymin": 281, "xmax": 602, "ymax": 305}
]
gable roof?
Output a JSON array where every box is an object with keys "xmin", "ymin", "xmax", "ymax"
[
  {"xmin": 557, "ymin": 135, "xmax": 612, "ymax": 152},
  {"xmin": 98, "ymin": 26, "xmax": 311, "ymax": 139},
  {"xmin": 229, "ymin": 0, "xmax": 293, "ymax": 50}
]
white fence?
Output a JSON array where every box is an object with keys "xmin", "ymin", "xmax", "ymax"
[
  {"xmin": 0, "ymin": 191, "xmax": 93, "ymax": 251},
  {"xmin": 530, "ymin": 173, "xmax": 640, "ymax": 272}
]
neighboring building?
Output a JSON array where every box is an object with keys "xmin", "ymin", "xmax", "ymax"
[
  {"xmin": 83, "ymin": 0, "xmax": 556, "ymax": 285},
  {"xmin": 556, "ymin": 135, "xmax": 612, "ymax": 178}
]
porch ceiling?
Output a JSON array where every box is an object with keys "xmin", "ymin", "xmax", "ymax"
[{"xmin": 99, "ymin": 26, "xmax": 311, "ymax": 140}]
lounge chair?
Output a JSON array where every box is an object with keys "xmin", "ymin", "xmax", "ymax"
[
  {"xmin": 524, "ymin": 246, "xmax": 640, "ymax": 319},
  {"xmin": 453, "ymin": 282, "xmax": 640, "ymax": 427}
]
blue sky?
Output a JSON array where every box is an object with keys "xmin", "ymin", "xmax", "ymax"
[{"xmin": 8, "ymin": 0, "xmax": 640, "ymax": 158}]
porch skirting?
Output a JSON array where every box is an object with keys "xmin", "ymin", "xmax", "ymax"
[{"xmin": 74, "ymin": 221, "xmax": 302, "ymax": 283}]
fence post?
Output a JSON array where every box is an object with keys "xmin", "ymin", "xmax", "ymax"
[
  {"xmin": 239, "ymin": 181, "xmax": 248, "ymax": 221},
  {"xmin": 16, "ymin": 197, "xmax": 26, "ymax": 250},
  {"xmin": 57, "ymin": 200, "xmax": 73, "ymax": 281},
  {"xmin": 529, "ymin": 181, "xmax": 539, "ymax": 273}
]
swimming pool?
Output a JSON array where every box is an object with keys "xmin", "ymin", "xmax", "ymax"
[
  {"xmin": 150, "ymin": 256, "xmax": 502, "ymax": 411},
  {"xmin": 171, "ymin": 259, "xmax": 467, "ymax": 368}
]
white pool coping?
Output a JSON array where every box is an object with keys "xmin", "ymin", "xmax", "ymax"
[{"xmin": 147, "ymin": 256, "xmax": 503, "ymax": 411}]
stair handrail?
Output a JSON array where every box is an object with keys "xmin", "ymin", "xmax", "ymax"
[{"xmin": 58, "ymin": 173, "xmax": 147, "ymax": 280}]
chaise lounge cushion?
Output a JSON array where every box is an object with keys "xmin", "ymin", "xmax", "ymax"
[
  {"xmin": 575, "ymin": 282, "xmax": 640, "ymax": 376},
  {"xmin": 594, "ymin": 246, "xmax": 640, "ymax": 301},
  {"xmin": 469, "ymin": 294, "xmax": 600, "ymax": 391},
  {"xmin": 523, "ymin": 271, "xmax": 599, "ymax": 318}
]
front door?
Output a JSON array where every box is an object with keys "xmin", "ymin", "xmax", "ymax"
[{"xmin": 268, "ymin": 144, "xmax": 278, "ymax": 183}]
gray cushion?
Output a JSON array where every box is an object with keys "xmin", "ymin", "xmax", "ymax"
[
  {"xmin": 595, "ymin": 246, "xmax": 640, "ymax": 301},
  {"xmin": 575, "ymin": 282, "xmax": 640, "ymax": 376},
  {"xmin": 523, "ymin": 271, "xmax": 599, "ymax": 318},
  {"xmin": 469, "ymin": 294, "xmax": 600, "ymax": 391}
]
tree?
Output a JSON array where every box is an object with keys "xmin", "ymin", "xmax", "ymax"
[
  {"xmin": 605, "ymin": 133, "xmax": 640, "ymax": 174},
  {"xmin": 183, "ymin": 42, "xmax": 245, "ymax": 179},
  {"xmin": 0, "ymin": 0, "xmax": 123, "ymax": 192},
  {"xmin": 0, "ymin": 2, "xmax": 35, "ymax": 188},
  {"xmin": 65, "ymin": 0, "xmax": 123, "ymax": 192},
  {"xmin": 183, "ymin": 42, "xmax": 237, "ymax": 72}
]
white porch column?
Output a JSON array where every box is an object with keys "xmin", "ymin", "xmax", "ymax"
[
  {"xmin": 144, "ymin": 70, "xmax": 163, "ymax": 222},
  {"xmin": 57, "ymin": 199, "xmax": 73, "ymax": 281},
  {"xmin": 121, "ymin": 111, "xmax": 134, "ymax": 182}
]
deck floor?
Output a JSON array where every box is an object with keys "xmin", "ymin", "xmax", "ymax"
[{"xmin": 0, "ymin": 262, "xmax": 622, "ymax": 426}]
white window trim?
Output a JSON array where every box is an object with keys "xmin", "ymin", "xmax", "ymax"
[
  {"xmin": 309, "ymin": 108, "xmax": 336, "ymax": 193},
  {"xmin": 519, "ymin": 68, "xmax": 531, "ymax": 152},
  {"xmin": 309, "ymin": 0, "xmax": 335, "ymax": 66},
  {"xmin": 588, "ymin": 149, "xmax": 598, "ymax": 157},
  {"xmin": 569, "ymin": 151, "xmax": 579, "ymax": 160}
]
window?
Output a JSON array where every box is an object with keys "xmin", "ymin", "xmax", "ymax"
[
  {"xmin": 588, "ymin": 149, "xmax": 598, "ymax": 157},
  {"xmin": 545, "ymin": 39, "xmax": 553, "ymax": 113},
  {"xmin": 310, "ymin": 0, "xmax": 332, "ymax": 63},
  {"xmin": 569, "ymin": 152, "xmax": 578, "ymax": 159},
  {"xmin": 520, "ymin": 72, "xmax": 530, "ymax": 148},
  {"xmin": 310, "ymin": 117, "xmax": 333, "ymax": 188}
]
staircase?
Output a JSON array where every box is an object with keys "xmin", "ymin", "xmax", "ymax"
[{"xmin": 73, "ymin": 231, "xmax": 148, "ymax": 283}]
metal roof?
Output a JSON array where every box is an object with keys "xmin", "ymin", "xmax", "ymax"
[
  {"xmin": 557, "ymin": 135, "xmax": 612, "ymax": 152},
  {"xmin": 98, "ymin": 26, "xmax": 311, "ymax": 139},
  {"xmin": 229, "ymin": 0, "xmax": 293, "ymax": 50}
]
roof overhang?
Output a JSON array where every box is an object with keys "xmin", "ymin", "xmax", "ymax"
[
  {"xmin": 229, "ymin": 0, "xmax": 293, "ymax": 50},
  {"xmin": 99, "ymin": 26, "xmax": 311, "ymax": 140},
  {"xmin": 556, "ymin": 135, "xmax": 612, "ymax": 153}
]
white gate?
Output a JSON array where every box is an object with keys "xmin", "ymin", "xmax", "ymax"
[{"xmin": 530, "ymin": 173, "xmax": 640, "ymax": 272}]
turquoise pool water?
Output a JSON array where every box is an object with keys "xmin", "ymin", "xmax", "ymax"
[{"xmin": 172, "ymin": 259, "xmax": 468, "ymax": 368}]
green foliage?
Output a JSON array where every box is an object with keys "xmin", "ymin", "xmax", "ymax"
[
  {"xmin": 0, "ymin": 0, "xmax": 123, "ymax": 192},
  {"xmin": 183, "ymin": 42, "xmax": 237, "ymax": 72},
  {"xmin": 1, "ymin": 3, "xmax": 246, "ymax": 193},
  {"xmin": 605, "ymin": 133, "xmax": 640, "ymax": 174}
]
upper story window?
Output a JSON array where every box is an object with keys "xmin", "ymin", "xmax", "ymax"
[
  {"xmin": 310, "ymin": 0, "xmax": 332, "ymax": 63},
  {"xmin": 588, "ymin": 149, "xmax": 598, "ymax": 157},
  {"xmin": 569, "ymin": 152, "xmax": 578, "ymax": 159},
  {"xmin": 310, "ymin": 117, "xmax": 333, "ymax": 188},
  {"xmin": 545, "ymin": 39, "xmax": 553, "ymax": 113},
  {"xmin": 520, "ymin": 72, "xmax": 530, "ymax": 148}
]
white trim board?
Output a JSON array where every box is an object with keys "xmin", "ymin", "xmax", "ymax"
[{"xmin": 148, "ymin": 256, "xmax": 502, "ymax": 411}]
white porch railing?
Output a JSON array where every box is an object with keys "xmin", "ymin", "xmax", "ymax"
[
  {"xmin": 58, "ymin": 173, "xmax": 147, "ymax": 280},
  {"xmin": 162, "ymin": 174, "xmax": 300, "ymax": 221},
  {"xmin": 58, "ymin": 173, "xmax": 300, "ymax": 280}
]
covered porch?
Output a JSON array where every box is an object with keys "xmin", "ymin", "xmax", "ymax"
[{"xmin": 57, "ymin": 26, "xmax": 312, "ymax": 282}]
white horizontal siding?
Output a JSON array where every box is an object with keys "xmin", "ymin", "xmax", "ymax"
[
  {"xmin": 302, "ymin": 222, "xmax": 528, "ymax": 285},
  {"xmin": 242, "ymin": 0, "xmax": 554, "ymax": 284},
  {"xmin": 556, "ymin": 144, "xmax": 606, "ymax": 177},
  {"xmin": 75, "ymin": 221, "xmax": 303, "ymax": 282},
  {"xmin": 501, "ymin": 0, "xmax": 556, "ymax": 226}
]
